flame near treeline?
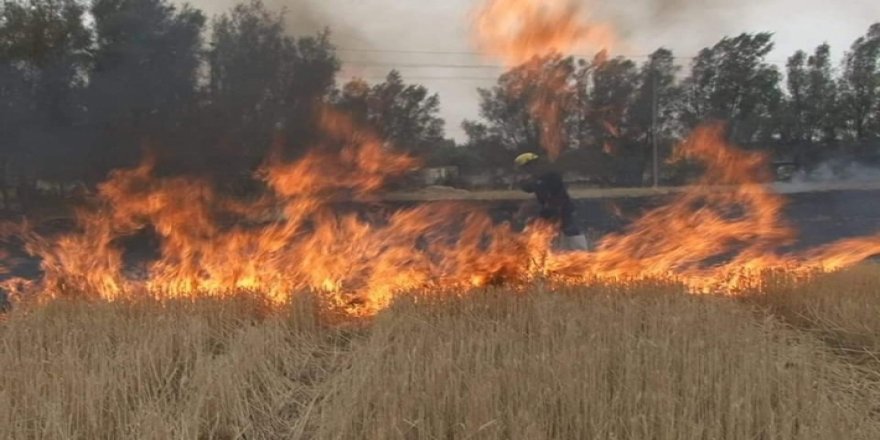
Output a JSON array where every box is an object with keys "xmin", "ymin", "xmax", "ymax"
[{"xmin": 2, "ymin": 0, "xmax": 880, "ymax": 316}]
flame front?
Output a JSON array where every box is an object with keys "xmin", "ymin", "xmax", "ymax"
[
  {"xmin": 10, "ymin": 109, "xmax": 555, "ymax": 315},
  {"xmin": 5, "ymin": 119, "xmax": 880, "ymax": 316}
]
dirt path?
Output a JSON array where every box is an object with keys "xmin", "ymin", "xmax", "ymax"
[{"xmin": 383, "ymin": 181, "xmax": 880, "ymax": 201}]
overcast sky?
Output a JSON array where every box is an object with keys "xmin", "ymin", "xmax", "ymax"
[{"xmin": 186, "ymin": 0, "xmax": 880, "ymax": 141}]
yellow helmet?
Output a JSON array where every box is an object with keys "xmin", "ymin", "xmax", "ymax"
[{"xmin": 514, "ymin": 152, "xmax": 540, "ymax": 167}]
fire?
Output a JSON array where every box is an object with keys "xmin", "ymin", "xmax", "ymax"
[
  {"xmin": 473, "ymin": 0, "xmax": 617, "ymax": 160},
  {"xmin": 544, "ymin": 123, "xmax": 880, "ymax": 293},
  {"xmin": 3, "ymin": 120, "xmax": 880, "ymax": 316},
  {"xmin": 474, "ymin": 0, "xmax": 616, "ymax": 66},
  {"xmin": 1, "ymin": 108, "xmax": 554, "ymax": 315},
  {"xmin": 1, "ymin": 2, "xmax": 879, "ymax": 316}
]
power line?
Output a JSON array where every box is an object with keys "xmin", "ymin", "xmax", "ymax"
[
  {"xmin": 346, "ymin": 76, "xmax": 500, "ymax": 81},
  {"xmin": 338, "ymin": 47, "xmax": 658, "ymax": 58},
  {"xmin": 341, "ymin": 61, "xmax": 504, "ymax": 69},
  {"xmin": 336, "ymin": 48, "xmax": 787, "ymax": 69},
  {"xmin": 338, "ymin": 48, "xmax": 486, "ymax": 55}
]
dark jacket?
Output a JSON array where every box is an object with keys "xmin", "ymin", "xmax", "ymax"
[{"xmin": 519, "ymin": 171, "xmax": 580, "ymax": 236}]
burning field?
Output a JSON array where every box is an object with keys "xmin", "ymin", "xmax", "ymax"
[
  {"xmin": 1, "ymin": 0, "xmax": 880, "ymax": 437},
  {"xmin": 2, "ymin": 119, "xmax": 880, "ymax": 316},
  {"xmin": 2, "ymin": 97, "xmax": 880, "ymax": 440},
  {"xmin": 3, "ymin": 0, "xmax": 880, "ymax": 314}
]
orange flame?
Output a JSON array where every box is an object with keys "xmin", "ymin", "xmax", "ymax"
[
  {"xmin": 474, "ymin": 0, "xmax": 616, "ymax": 66},
  {"xmin": 547, "ymin": 124, "xmax": 793, "ymax": 285},
  {"xmin": 473, "ymin": 0, "xmax": 617, "ymax": 160},
  {"xmin": 5, "ymin": 120, "xmax": 880, "ymax": 316},
  {"xmin": 9, "ymin": 109, "xmax": 553, "ymax": 315}
]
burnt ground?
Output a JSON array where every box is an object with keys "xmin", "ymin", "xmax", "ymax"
[{"xmin": 1, "ymin": 189, "xmax": 879, "ymax": 306}]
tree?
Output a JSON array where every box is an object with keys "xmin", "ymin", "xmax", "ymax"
[
  {"xmin": 584, "ymin": 54, "xmax": 645, "ymax": 184},
  {"xmin": 466, "ymin": 54, "xmax": 646, "ymax": 185},
  {"xmin": 632, "ymin": 49, "xmax": 682, "ymax": 140},
  {"xmin": 459, "ymin": 120, "xmax": 512, "ymax": 174},
  {"xmin": 335, "ymin": 71, "xmax": 446, "ymax": 157},
  {"xmin": 839, "ymin": 23, "xmax": 880, "ymax": 142},
  {"xmin": 206, "ymin": 0, "xmax": 339, "ymax": 168},
  {"xmin": 86, "ymin": 0, "xmax": 206, "ymax": 177},
  {"xmin": 0, "ymin": 0, "xmax": 91, "ymax": 187},
  {"xmin": 631, "ymin": 48, "xmax": 683, "ymax": 184},
  {"xmin": 784, "ymin": 50, "xmax": 809, "ymax": 142},
  {"xmin": 784, "ymin": 43, "xmax": 839, "ymax": 147},
  {"xmin": 805, "ymin": 43, "xmax": 839, "ymax": 143},
  {"xmin": 681, "ymin": 33, "xmax": 783, "ymax": 145},
  {"xmin": 586, "ymin": 54, "xmax": 639, "ymax": 152},
  {"xmin": 468, "ymin": 55, "xmax": 578, "ymax": 157}
]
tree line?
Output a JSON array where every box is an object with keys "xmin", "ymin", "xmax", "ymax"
[
  {"xmin": 1, "ymin": 0, "xmax": 879, "ymax": 193},
  {"xmin": 464, "ymin": 28, "xmax": 880, "ymax": 185}
]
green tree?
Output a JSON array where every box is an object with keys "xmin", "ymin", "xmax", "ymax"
[
  {"xmin": 681, "ymin": 33, "xmax": 783, "ymax": 145},
  {"xmin": 631, "ymin": 48, "xmax": 683, "ymax": 184},
  {"xmin": 86, "ymin": 0, "xmax": 206, "ymax": 176},
  {"xmin": 784, "ymin": 49, "xmax": 809, "ymax": 142},
  {"xmin": 470, "ymin": 55, "xmax": 578, "ymax": 156},
  {"xmin": 839, "ymin": 23, "xmax": 880, "ymax": 142},
  {"xmin": 784, "ymin": 43, "xmax": 839, "ymax": 146},
  {"xmin": 585, "ymin": 54, "xmax": 644, "ymax": 184},
  {"xmin": 0, "ymin": 0, "xmax": 91, "ymax": 186},
  {"xmin": 206, "ymin": 0, "xmax": 339, "ymax": 166},
  {"xmin": 587, "ymin": 54, "xmax": 638, "ymax": 149},
  {"xmin": 805, "ymin": 43, "xmax": 839, "ymax": 143},
  {"xmin": 459, "ymin": 120, "xmax": 512, "ymax": 174},
  {"xmin": 464, "ymin": 54, "xmax": 641, "ymax": 183},
  {"xmin": 335, "ymin": 71, "xmax": 446, "ymax": 157},
  {"xmin": 632, "ymin": 49, "xmax": 682, "ymax": 141}
]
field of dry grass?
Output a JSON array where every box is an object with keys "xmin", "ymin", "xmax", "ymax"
[{"xmin": 2, "ymin": 273, "xmax": 880, "ymax": 439}]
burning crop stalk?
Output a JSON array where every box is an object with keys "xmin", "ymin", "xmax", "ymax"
[
  {"xmin": 0, "ymin": 107, "xmax": 560, "ymax": 316},
  {"xmin": 3, "ymin": 115, "xmax": 880, "ymax": 317}
]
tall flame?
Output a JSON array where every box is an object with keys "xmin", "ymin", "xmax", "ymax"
[
  {"xmin": 5, "ymin": 108, "xmax": 554, "ymax": 315},
  {"xmin": 473, "ymin": 0, "xmax": 617, "ymax": 160},
  {"xmin": 474, "ymin": 0, "xmax": 617, "ymax": 66}
]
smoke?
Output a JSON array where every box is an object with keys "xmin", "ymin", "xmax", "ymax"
[
  {"xmin": 591, "ymin": 0, "xmax": 741, "ymax": 54},
  {"xmin": 772, "ymin": 157, "xmax": 880, "ymax": 197},
  {"xmin": 790, "ymin": 159, "xmax": 880, "ymax": 185},
  {"xmin": 263, "ymin": 0, "xmax": 366, "ymax": 50},
  {"xmin": 189, "ymin": 0, "xmax": 373, "ymax": 53}
]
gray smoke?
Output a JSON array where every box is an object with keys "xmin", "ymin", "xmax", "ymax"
[
  {"xmin": 791, "ymin": 159, "xmax": 880, "ymax": 185},
  {"xmin": 188, "ymin": 0, "xmax": 372, "ymax": 52}
]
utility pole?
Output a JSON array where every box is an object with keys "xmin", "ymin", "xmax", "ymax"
[{"xmin": 651, "ymin": 60, "xmax": 659, "ymax": 188}]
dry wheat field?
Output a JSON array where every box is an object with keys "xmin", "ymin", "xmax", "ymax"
[{"xmin": 1, "ymin": 269, "xmax": 880, "ymax": 440}]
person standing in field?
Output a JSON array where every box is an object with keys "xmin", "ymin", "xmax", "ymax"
[{"xmin": 514, "ymin": 152, "xmax": 590, "ymax": 251}]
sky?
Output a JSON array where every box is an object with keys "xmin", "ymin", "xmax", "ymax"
[{"xmin": 185, "ymin": 0, "xmax": 880, "ymax": 141}]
